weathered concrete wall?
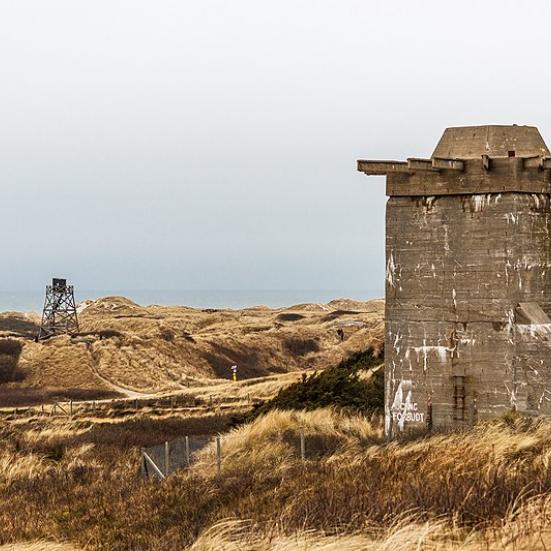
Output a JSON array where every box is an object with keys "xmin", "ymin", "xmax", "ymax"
[
  {"xmin": 358, "ymin": 125, "xmax": 551, "ymax": 436},
  {"xmin": 385, "ymin": 192, "xmax": 551, "ymax": 435}
]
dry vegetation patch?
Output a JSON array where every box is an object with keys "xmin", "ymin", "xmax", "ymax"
[
  {"xmin": 3, "ymin": 297, "xmax": 384, "ymax": 397},
  {"xmin": 0, "ymin": 543, "xmax": 81, "ymax": 551},
  {"xmin": 2, "ymin": 409, "xmax": 551, "ymax": 549},
  {"xmin": 6, "ymin": 296, "xmax": 548, "ymax": 549},
  {"xmin": 0, "ymin": 340, "xmax": 23, "ymax": 384},
  {"xmin": 0, "ymin": 387, "xmax": 121, "ymax": 407}
]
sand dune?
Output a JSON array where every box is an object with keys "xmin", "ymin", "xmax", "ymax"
[{"xmin": 2, "ymin": 297, "xmax": 384, "ymax": 395}]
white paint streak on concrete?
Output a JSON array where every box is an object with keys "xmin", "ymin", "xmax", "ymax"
[
  {"xmin": 517, "ymin": 323, "xmax": 551, "ymax": 337},
  {"xmin": 444, "ymin": 225, "xmax": 450, "ymax": 254},
  {"xmin": 413, "ymin": 344, "xmax": 449, "ymax": 367},
  {"xmin": 506, "ymin": 213, "xmax": 519, "ymax": 225},
  {"xmin": 393, "ymin": 330, "xmax": 402, "ymax": 356},
  {"xmin": 471, "ymin": 194, "xmax": 492, "ymax": 212},
  {"xmin": 386, "ymin": 253, "xmax": 397, "ymax": 288},
  {"xmin": 507, "ymin": 308, "xmax": 515, "ymax": 345},
  {"xmin": 504, "ymin": 382, "xmax": 517, "ymax": 409},
  {"xmin": 424, "ymin": 196, "xmax": 436, "ymax": 212},
  {"xmin": 390, "ymin": 380, "xmax": 413, "ymax": 432}
]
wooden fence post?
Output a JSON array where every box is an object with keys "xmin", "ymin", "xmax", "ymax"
[
  {"xmin": 164, "ymin": 441, "xmax": 170, "ymax": 477},
  {"xmin": 141, "ymin": 450, "xmax": 166, "ymax": 480},
  {"xmin": 70, "ymin": 401, "xmax": 73, "ymax": 417},
  {"xmin": 300, "ymin": 429, "xmax": 305, "ymax": 462},
  {"xmin": 55, "ymin": 402, "xmax": 68, "ymax": 416},
  {"xmin": 216, "ymin": 435, "xmax": 222, "ymax": 477},
  {"xmin": 134, "ymin": 399, "xmax": 138, "ymax": 411},
  {"xmin": 185, "ymin": 435, "xmax": 190, "ymax": 467},
  {"xmin": 141, "ymin": 448, "xmax": 148, "ymax": 477}
]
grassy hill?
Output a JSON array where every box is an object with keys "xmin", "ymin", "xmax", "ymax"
[{"xmin": 0, "ymin": 296, "xmax": 384, "ymax": 402}]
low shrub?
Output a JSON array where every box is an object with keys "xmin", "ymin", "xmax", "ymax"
[
  {"xmin": 276, "ymin": 313, "xmax": 305, "ymax": 322},
  {"xmin": 0, "ymin": 339, "xmax": 23, "ymax": 383},
  {"xmin": 283, "ymin": 338, "xmax": 320, "ymax": 356},
  {"xmin": 243, "ymin": 348, "xmax": 383, "ymax": 423},
  {"xmin": 159, "ymin": 327, "xmax": 175, "ymax": 342}
]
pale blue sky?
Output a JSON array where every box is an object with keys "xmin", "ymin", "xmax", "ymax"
[{"xmin": 1, "ymin": 0, "xmax": 550, "ymax": 291}]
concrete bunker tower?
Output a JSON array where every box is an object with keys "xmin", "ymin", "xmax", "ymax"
[{"xmin": 358, "ymin": 125, "xmax": 551, "ymax": 436}]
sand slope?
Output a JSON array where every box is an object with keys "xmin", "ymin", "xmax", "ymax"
[{"xmin": 3, "ymin": 296, "xmax": 384, "ymax": 394}]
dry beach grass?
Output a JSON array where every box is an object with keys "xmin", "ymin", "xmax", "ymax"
[
  {"xmin": 3, "ymin": 296, "xmax": 551, "ymax": 549},
  {"xmin": 3, "ymin": 408, "xmax": 551, "ymax": 549},
  {"xmin": 1, "ymin": 296, "xmax": 384, "ymax": 398}
]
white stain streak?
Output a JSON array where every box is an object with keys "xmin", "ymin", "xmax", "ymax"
[
  {"xmin": 471, "ymin": 194, "xmax": 492, "ymax": 212},
  {"xmin": 504, "ymin": 382, "xmax": 517, "ymax": 409},
  {"xmin": 412, "ymin": 344, "xmax": 449, "ymax": 368},
  {"xmin": 424, "ymin": 196, "xmax": 436, "ymax": 212},
  {"xmin": 531, "ymin": 193, "xmax": 548, "ymax": 210},
  {"xmin": 538, "ymin": 390, "xmax": 551, "ymax": 409},
  {"xmin": 506, "ymin": 308, "xmax": 515, "ymax": 345},
  {"xmin": 443, "ymin": 225, "xmax": 450, "ymax": 254},
  {"xmin": 517, "ymin": 323, "xmax": 551, "ymax": 336},
  {"xmin": 389, "ymin": 379, "xmax": 425, "ymax": 433},
  {"xmin": 506, "ymin": 213, "xmax": 519, "ymax": 225},
  {"xmin": 386, "ymin": 253, "xmax": 397, "ymax": 288},
  {"xmin": 393, "ymin": 330, "xmax": 402, "ymax": 356}
]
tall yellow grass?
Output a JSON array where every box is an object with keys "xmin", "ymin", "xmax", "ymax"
[
  {"xmin": 0, "ymin": 543, "xmax": 80, "ymax": 551},
  {"xmin": 189, "ymin": 509, "xmax": 551, "ymax": 550},
  {"xmin": 4, "ymin": 407, "xmax": 551, "ymax": 549},
  {"xmin": 0, "ymin": 452, "xmax": 50, "ymax": 483},
  {"xmin": 189, "ymin": 518, "xmax": 460, "ymax": 551},
  {"xmin": 194, "ymin": 408, "xmax": 383, "ymax": 476}
]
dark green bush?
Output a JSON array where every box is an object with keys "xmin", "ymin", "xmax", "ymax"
[
  {"xmin": 283, "ymin": 338, "xmax": 320, "ymax": 356},
  {"xmin": 243, "ymin": 348, "xmax": 383, "ymax": 423},
  {"xmin": 276, "ymin": 313, "xmax": 305, "ymax": 322},
  {"xmin": 159, "ymin": 327, "xmax": 175, "ymax": 342},
  {"xmin": 0, "ymin": 338, "xmax": 23, "ymax": 383}
]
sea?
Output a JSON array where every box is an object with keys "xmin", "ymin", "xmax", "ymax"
[{"xmin": 0, "ymin": 289, "xmax": 383, "ymax": 314}]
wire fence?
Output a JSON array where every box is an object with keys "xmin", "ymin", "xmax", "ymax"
[
  {"xmin": 0, "ymin": 394, "xmax": 238, "ymax": 419},
  {"xmin": 141, "ymin": 434, "xmax": 214, "ymax": 479},
  {"xmin": 141, "ymin": 430, "xmax": 311, "ymax": 481}
]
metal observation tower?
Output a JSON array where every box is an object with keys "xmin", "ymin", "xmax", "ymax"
[{"xmin": 38, "ymin": 278, "xmax": 79, "ymax": 340}]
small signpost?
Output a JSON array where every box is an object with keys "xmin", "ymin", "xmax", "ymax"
[{"xmin": 231, "ymin": 365, "xmax": 238, "ymax": 382}]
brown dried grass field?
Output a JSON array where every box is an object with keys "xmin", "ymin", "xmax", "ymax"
[
  {"xmin": 3, "ymin": 297, "xmax": 551, "ymax": 549},
  {"xmin": 3, "ymin": 406, "xmax": 551, "ymax": 550},
  {"xmin": 0, "ymin": 296, "xmax": 384, "ymax": 399}
]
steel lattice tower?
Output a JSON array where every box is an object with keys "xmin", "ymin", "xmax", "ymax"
[{"xmin": 38, "ymin": 278, "xmax": 79, "ymax": 339}]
